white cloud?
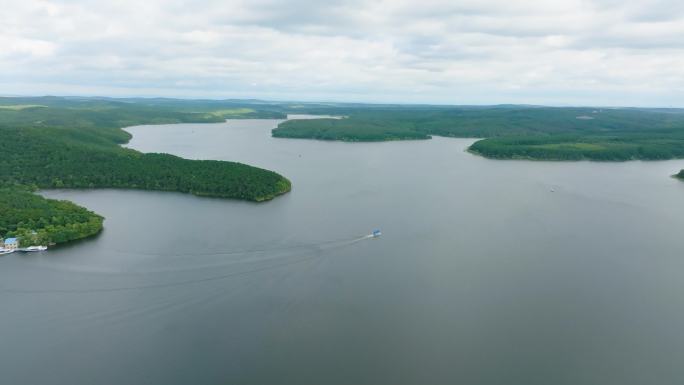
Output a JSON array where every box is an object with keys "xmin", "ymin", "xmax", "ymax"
[{"xmin": 1, "ymin": 0, "xmax": 683, "ymax": 106}]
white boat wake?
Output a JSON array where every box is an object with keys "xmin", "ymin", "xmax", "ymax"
[{"xmin": 0, "ymin": 231, "xmax": 381, "ymax": 294}]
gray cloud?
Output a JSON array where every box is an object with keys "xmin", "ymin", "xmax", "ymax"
[{"xmin": 1, "ymin": 0, "xmax": 683, "ymax": 106}]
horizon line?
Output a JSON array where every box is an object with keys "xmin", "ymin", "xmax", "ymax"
[{"xmin": 1, "ymin": 94, "xmax": 683, "ymax": 110}]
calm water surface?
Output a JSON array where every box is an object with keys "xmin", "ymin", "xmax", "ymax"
[{"xmin": 3, "ymin": 118, "xmax": 684, "ymax": 384}]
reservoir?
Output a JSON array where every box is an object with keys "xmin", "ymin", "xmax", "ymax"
[{"xmin": 2, "ymin": 118, "xmax": 684, "ymax": 384}]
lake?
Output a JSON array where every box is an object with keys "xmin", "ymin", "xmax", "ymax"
[{"xmin": 2, "ymin": 117, "xmax": 684, "ymax": 385}]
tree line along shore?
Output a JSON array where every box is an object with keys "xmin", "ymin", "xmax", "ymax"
[
  {"xmin": 273, "ymin": 106, "xmax": 684, "ymax": 162},
  {"xmin": 0, "ymin": 97, "xmax": 291, "ymax": 246},
  {"xmin": 273, "ymin": 105, "xmax": 684, "ymax": 186},
  {"xmin": 3, "ymin": 97, "xmax": 684, "ymax": 246}
]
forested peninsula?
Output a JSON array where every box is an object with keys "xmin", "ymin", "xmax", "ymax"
[
  {"xmin": 273, "ymin": 106, "xmax": 684, "ymax": 161},
  {"xmin": 0, "ymin": 186, "xmax": 103, "ymax": 246},
  {"xmin": 0, "ymin": 97, "xmax": 291, "ymax": 246}
]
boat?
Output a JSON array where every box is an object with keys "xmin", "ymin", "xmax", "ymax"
[
  {"xmin": 372, "ymin": 229, "xmax": 382, "ymax": 238},
  {"xmin": 23, "ymin": 246, "xmax": 48, "ymax": 252},
  {"xmin": 0, "ymin": 249, "xmax": 14, "ymax": 255}
]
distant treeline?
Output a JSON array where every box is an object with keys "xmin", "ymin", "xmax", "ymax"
[
  {"xmin": 274, "ymin": 118, "xmax": 430, "ymax": 141},
  {"xmin": 272, "ymin": 106, "xmax": 684, "ymax": 161},
  {"xmin": 0, "ymin": 97, "xmax": 292, "ymax": 245}
]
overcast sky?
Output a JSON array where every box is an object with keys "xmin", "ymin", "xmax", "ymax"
[{"xmin": 2, "ymin": 0, "xmax": 683, "ymax": 106}]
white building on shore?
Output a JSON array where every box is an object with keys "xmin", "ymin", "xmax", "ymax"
[{"xmin": 3, "ymin": 238, "xmax": 19, "ymax": 250}]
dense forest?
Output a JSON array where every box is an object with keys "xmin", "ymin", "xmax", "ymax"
[
  {"xmin": 273, "ymin": 106, "xmax": 684, "ymax": 161},
  {"xmin": 274, "ymin": 118, "xmax": 430, "ymax": 141},
  {"xmin": 0, "ymin": 97, "xmax": 292, "ymax": 245},
  {"xmin": 0, "ymin": 186, "xmax": 103, "ymax": 246}
]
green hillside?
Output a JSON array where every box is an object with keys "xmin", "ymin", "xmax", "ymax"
[{"xmin": 0, "ymin": 97, "xmax": 291, "ymax": 245}]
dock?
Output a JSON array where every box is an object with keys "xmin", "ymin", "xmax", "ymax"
[{"xmin": 0, "ymin": 246, "xmax": 48, "ymax": 255}]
